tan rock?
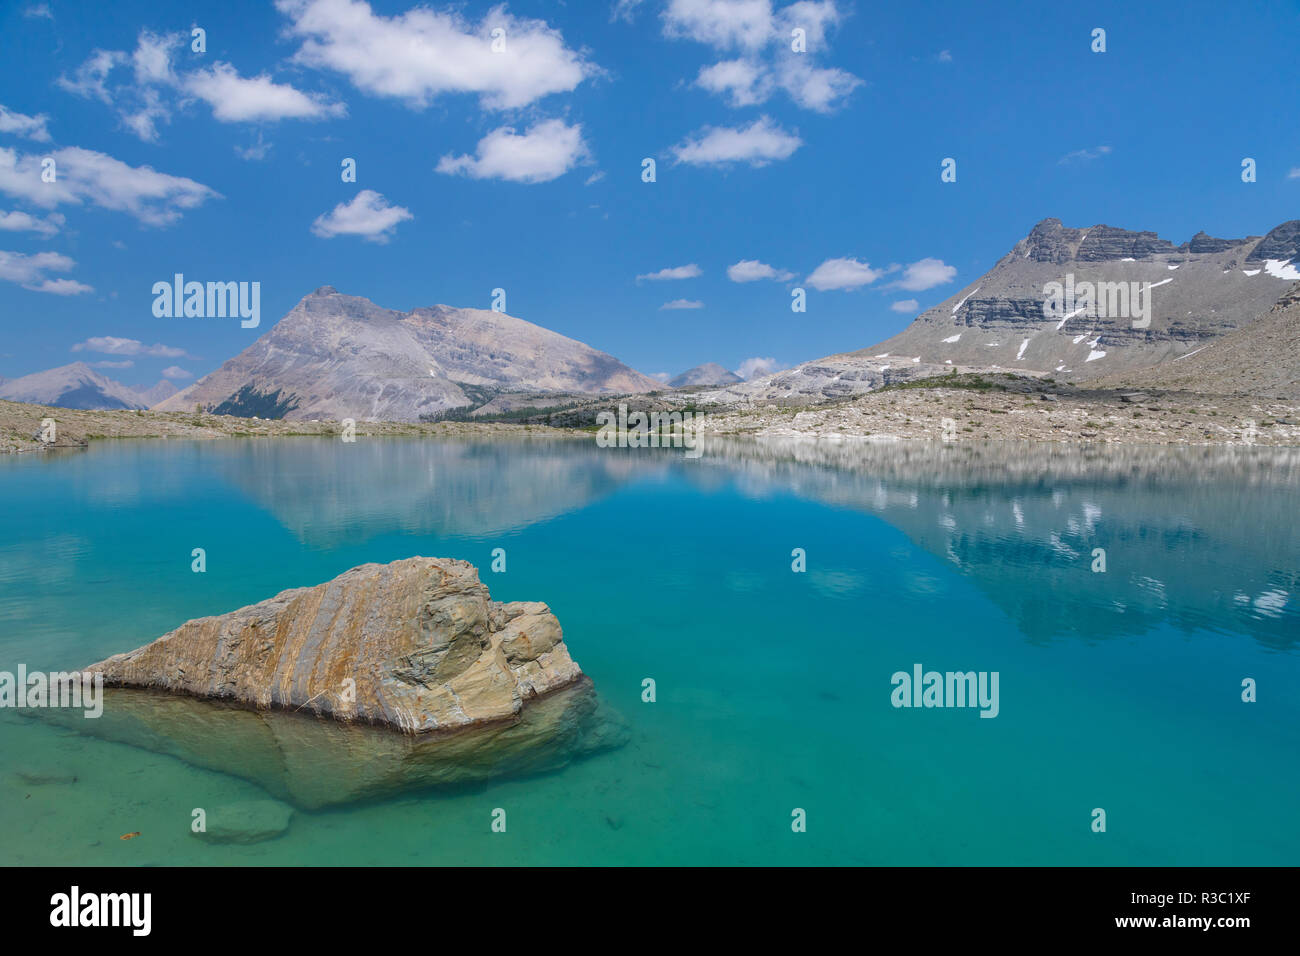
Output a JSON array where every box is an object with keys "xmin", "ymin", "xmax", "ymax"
[{"xmin": 84, "ymin": 557, "xmax": 583, "ymax": 734}]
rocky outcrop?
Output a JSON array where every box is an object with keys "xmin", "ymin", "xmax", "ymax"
[
  {"xmin": 62, "ymin": 558, "xmax": 624, "ymax": 807},
  {"xmin": 86, "ymin": 557, "xmax": 584, "ymax": 733},
  {"xmin": 1247, "ymin": 219, "xmax": 1300, "ymax": 262}
]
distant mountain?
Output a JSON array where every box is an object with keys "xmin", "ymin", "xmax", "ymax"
[
  {"xmin": 0, "ymin": 362, "xmax": 146, "ymax": 410},
  {"xmin": 670, "ymin": 363, "xmax": 742, "ymax": 387},
  {"xmin": 697, "ymin": 217, "xmax": 1300, "ymax": 407},
  {"xmin": 133, "ymin": 380, "xmax": 179, "ymax": 407},
  {"xmin": 157, "ymin": 287, "xmax": 661, "ymax": 421}
]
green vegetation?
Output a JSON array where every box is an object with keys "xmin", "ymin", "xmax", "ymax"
[{"xmin": 211, "ymin": 386, "xmax": 300, "ymax": 419}]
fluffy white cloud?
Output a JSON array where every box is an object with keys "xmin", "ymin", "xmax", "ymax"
[
  {"xmin": 185, "ymin": 63, "xmax": 346, "ymax": 122},
  {"xmin": 672, "ymin": 115, "xmax": 801, "ymax": 167},
  {"xmin": 737, "ymin": 356, "xmax": 785, "ymax": 379},
  {"xmin": 161, "ymin": 365, "xmax": 192, "ymax": 380},
  {"xmin": 311, "ymin": 189, "xmax": 413, "ymax": 242},
  {"xmin": 695, "ymin": 58, "xmax": 768, "ymax": 106},
  {"xmin": 895, "ymin": 257, "xmax": 956, "ymax": 291},
  {"xmin": 668, "ymin": 0, "xmax": 861, "ymax": 112},
  {"xmin": 805, "ymin": 257, "xmax": 883, "ymax": 291},
  {"xmin": 1287, "ymin": 167, "xmax": 1300, "ymax": 180},
  {"xmin": 277, "ymin": 0, "xmax": 594, "ymax": 110},
  {"xmin": 727, "ymin": 258, "xmax": 793, "ymax": 282},
  {"xmin": 437, "ymin": 120, "xmax": 589, "ymax": 184},
  {"xmin": 58, "ymin": 30, "xmax": 345, "ymax": 140},
  {"xmin": 637, "ymin": 264, "xmax": 702, "ymax": 281},
  {"xmin": 660, "ymin": 298, "xmax": 703, "ymax": 309},
  {"xmin": 890, "ymin": 298, "xmax": 920, "ymax": 313},
  {"xmin": 0, "ymin": 209, "xmax": 63, "ymax": 237},
  {"xmin": 0, "ymin": 250, "xmax": 92, "ymax": 295},
  {"xmin": 662, "ymin": 0, "xmax": 775, "ymax": 51},
  {"xmin": 71, "ymin": 337, "xmax": 191, "ymax": 358},
  {"xmin": 0, "ymin": 146, "xmax": 219, "ymax": 227},
  {"xmin": 0, "ymin": 104, "xmax": 52, "ymax": 142}
]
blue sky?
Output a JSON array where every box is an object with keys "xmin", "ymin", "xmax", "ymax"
[{"xmin": 0, "ymin": 0, "xmax": 1297, "ymax": 388}]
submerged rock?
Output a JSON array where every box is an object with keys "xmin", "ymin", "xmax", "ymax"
[
  {"xmin": 194, "ymin": 800, "xmax": 293, "ymax": 845},
  {"xmin": 58, "ymin": 558, "xmax": 625, "ymax": 807}
]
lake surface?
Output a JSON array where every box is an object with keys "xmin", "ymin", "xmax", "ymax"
[{"xmin": 1, "ymin": 436, "xmax": 1297, "ymax": 865}]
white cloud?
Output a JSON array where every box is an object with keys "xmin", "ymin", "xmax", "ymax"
[
  {"xmin": 662, "ymin": 0, "xmax": 775, "ymax": 51},
  {"xmin": 660, "ymin": 298, "xmax": 703, "ymax": 309},
  {"xmin": 650, "ymin": 370, "xmax": 671, "ymax": 383},
  {"xmin": 57, "ymin": 49, "xmax": 126, "ymax": 103},
  {"xmin": 186, "ymin": 63, "xmax": 346, "ymax": 122},
  {"xmin": 637, "ymin": 264, "xmax": 702, "ymax": 281},
  {"xmin": 1287, "ymin": 167, "xmax": 1300, "ymax": 180},
  {"xmin": 23, "ymin": 4, "xmax": 54, "ymax": 19},
  {"xmin": 0, "ymin": 209, "xmax": 64, "ymax": 237},
  {"xmin": 894, "ymin": 257, "xmax": 956, "ymax": 291},
  {"xmin": 72, "ymin": 337, "xmax": 192, "ymax": 358},
  {"xmin": 234, "ymin": 133, "xmax": 273, "ymax": 162},
  {"xmin": 0, "ymin": 146, "xmax": 219, "ymax": 226},
  {"xmin": 672, "ymin": 115, "xmax": 801, "ymax": 167},
  {"xmin": 727, "ymin": 258, "xmax": 793, "ymax": 282},
  {"xmin": 936, "ymin": 49, "xmax": 953, "ymax": 62},
  {"xmin": 437, "ymin": 120, "xmax": 589, "ymax": 184},
  {"xmin": 0, "ymin": 250, "xmax": 92, "ymax": 295},
  {"xmin": 668, "ymin": 0, "xmax": 861, "ymax": 112},
  {"xmin": 890, "ymin": 298, "xmax": 919, "ymax": 313},
  {"xmin": 1059, "ymin": 145, "xmax": 1112, "ymax": 164},
  {"xmin": 161, "ymin": 365, "xmax": 193, "ymax": 380},
  {"xmin": 612, "ymin": 0, "xmax": 648, "ymax": 23},
  {"xmin": 0, "ymin": 104, "xmax": 52, "ymax": 142},
  {"xmin": 311, "ymin": 189, "xmax": 412, "ymax": 242},
  {"xmin": 277, "ymin": 0, "xmax": 594, "ymax": 111},
  {"xmin": 806, "ymin": 257, "xmax": 883, "ymax": 291},
  {"xmin": 695, "ymin": 58, "xmax": 768, "ymax": 106},
  {"xmin": 737, "ymin": 356, "xmax": 785, "ymax": 379},
  {"xmin": 775, "ymin": 58, "xmax": 861, "ymax": 112},
  {"xmin": 58, "ymin": 31, "xmax": 344, "ymax": 141}
]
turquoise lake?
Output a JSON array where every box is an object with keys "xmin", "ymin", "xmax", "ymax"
[{"xmin": 1, "ymin": 436, "xmax": 1297, "ymax": 866}]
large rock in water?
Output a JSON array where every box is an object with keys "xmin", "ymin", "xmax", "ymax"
[{"xmin": 64, "ymin": 558, "xmax": 625, "ymax": 807}]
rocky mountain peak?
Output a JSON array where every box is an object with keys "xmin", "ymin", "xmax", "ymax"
[{"xmin": 1247, "ymin": 219, "xmax": 1300, "ymax": 262}]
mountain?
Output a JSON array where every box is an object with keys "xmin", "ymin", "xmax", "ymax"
[
  {"xmin": 1098, "ymin": 281, "xmax": 1300, "ymax": 398},
  {"xmin": 133, "ymin": 380, "xmax": 179, "ymax": 407},
  {"xmin": 670, "ymin": 362, "xmax": 743, "ymax": 387},
  {"xmin": 0, "ymin": 362, "xmax": 146, "ymax": 410},
  {"xmin": 157, "ymin": 287, "xmax": 661, "ymax": 421},
  {"xmin": 697, "ymin": 217, "xmax": 1300, "ymax": 407}
]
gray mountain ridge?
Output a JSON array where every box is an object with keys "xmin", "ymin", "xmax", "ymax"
[
  {"xmin": 695, "ymin": 217, "xmax": 1300, "ymax": 407},
  {"xmin": 156, "ymin": 287, "xmax": 662, "ymax": 421},
  {"xmin": 0, "ymin": 362, "xmax": 146, "ymax": 410}
]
